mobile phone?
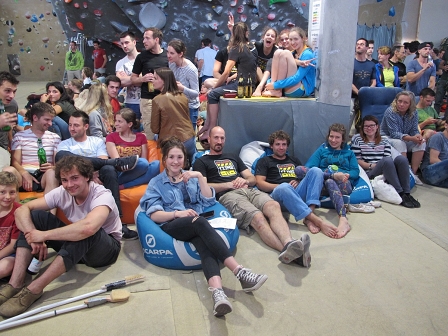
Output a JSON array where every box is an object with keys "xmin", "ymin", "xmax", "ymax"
[{"xmin": 199, "ymin": 210, "xmax": 214, "ymax": 219}]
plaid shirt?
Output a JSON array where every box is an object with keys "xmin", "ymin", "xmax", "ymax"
[{"xmin": 380, "ymin": 106, "xmax": 419, "ymax": 139}]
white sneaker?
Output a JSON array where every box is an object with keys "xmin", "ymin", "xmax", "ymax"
[
  {"xmin": 413, "ymin": 175, "xmax": 424, "ymax": 186},
  {"xmin": 365, "ymin": 200, "xmax": 381, "ymax": 208},
  {"xmin": 348, "ymin": 203, "xmax": 375, "ymax": 213}
]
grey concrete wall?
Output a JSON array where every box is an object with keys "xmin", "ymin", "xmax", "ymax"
[
  {"xmin": 0, "ymin": 1, "xmax": 66, "ymax": 81},
  {"xmin": 313, "ymin": 0, "xmax": 359, "ymax": 108}
]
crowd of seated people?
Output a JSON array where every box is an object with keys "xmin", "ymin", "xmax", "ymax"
[{"xmin": 1, "ymin": 18, "xmax": 448, "ymax": 321}]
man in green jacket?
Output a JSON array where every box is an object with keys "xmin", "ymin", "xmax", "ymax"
[{"xmin": 65, "ymin": 41, "xmax": 84, "ymax": 82}]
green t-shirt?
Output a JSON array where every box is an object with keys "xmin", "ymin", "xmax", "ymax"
[
  {"xmin": 417, "ymin": 106, "xmax": 438, "ymax": 130},
  {"xmin": 383, "ymin": 67, "xmax": 395, "ymax": 87}
]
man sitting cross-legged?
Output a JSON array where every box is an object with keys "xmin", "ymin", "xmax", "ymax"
[
  {"xmin": 255, "ymin": 131, "xmax": 339, "ymax": 246},
  {"xmin": 193, "ymin": 126, "xmax": 305, "ymax": 265},
  {"xmin": 56, "ymin": 110, "xmax": 138, "ymax": 240},
  {"xmin": 0, "ymin": 156, "xmax": 122, "ymax": 317}
]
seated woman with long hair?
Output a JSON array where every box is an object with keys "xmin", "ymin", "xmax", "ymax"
[
  {"xmin": 140, "ymin": 137, "xmax": 267, "ymax": 317},
  {"xmin": 263, "ymin": 27, "xmax": 315, "ymax": 98},
  {"xmin": 77, "ymin": 82, "xmax": 114, "ymax": 141},
  {"xmin": 106, "ymin": 108, "xmax": 160, "ymax": 189},
  {"xmin": 198, "ymin": 22, "xmax": 257, "ymax": 143},
  {"xmin": 380, "ymin": 91, "xmax": 425, "ymax": 181},
  {"xmin": 40, "ymin": 81, "xmax": 77, "ymax": 140},
  {"xmin": 352, "ymin": 115, "xmax": 419, "ymax": 208},
  {"xmin": 151, "ymin": 67, "xmax": 197, "ymax": 165},
  {"xmin": 305, "ymin": 123, "xmax": 359, "ymax": 238}
]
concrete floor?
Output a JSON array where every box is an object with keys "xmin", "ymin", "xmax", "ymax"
[{"xmin": 1, "ymin": 82, "xmax": 447, "ymax": 335}]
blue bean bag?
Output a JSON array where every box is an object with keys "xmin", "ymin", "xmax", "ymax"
[{"xmin": 135, "ymin": 203, "xmax": 239, "ymax": 270}]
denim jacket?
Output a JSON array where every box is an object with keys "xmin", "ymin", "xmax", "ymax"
[{"xmin": 140, "ymin": 170, "xmax": 216, "ymax": 226}]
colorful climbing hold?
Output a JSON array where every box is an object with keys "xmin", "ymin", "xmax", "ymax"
[
  {"xmin": 40, "ymin": 66, "xmax": 45, "ymax": 71},
  {"xmin": 26, "ymin": 27, "xmax": 32, "ymax": 32},
  {"xmin": 267, "ymin": 13, "xmax": 275, "ymax": 20},
  {"xmin": 94, "ymin": 9, "xmax": 102, "ymax": 17},
  {"xmin": 83, "ymin": 2, "xmax": 88, "ymax": 8},
  {"xmin": 237, "ymin": 5, "xmax": 244, "ymax": 13},
  {"xmin": 30, "ymin": 15, "xmax": 39, "ymax": 23},
  {"xmin": 76, "ymin": 22, "xmax": 84, "ymax": 30},
  {"xmin": 74, "ymin": 3, "xmax": 80, "ymax": 9},
  {"xmin": 25, "ymin": 12, "xmax": 31, "ymax": 19},
  {"xmin": 389, "ymin": 6, "xmax": 395, "ymax": 16},
  {"xmin": 230, "ymin": 0, "xmax": 237, "ymax": 7},
  {"xmin": 65, "ymin": 0, "xmax": 72, "ymax": 3},
  {"xmin": 240, "ymin": 14, "xmax": 247, "ymax": 22},
  {"xmin": 213, "ymin": 6, "xmax": 223, "ymax": 15},
  {"xmin": 208, "ymin": 21, "xmax": 218, "ymax": 30},
  {"xmin": 42, "ymin": 37, "xmax": 50, "ymax": 43}
]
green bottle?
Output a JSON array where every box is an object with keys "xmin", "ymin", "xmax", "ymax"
[
  {"xmin": 0, "ymin": 99, "xmax": 11, "ymax": 131},
  {"xmin": 37, "ymin": 138, "xmax": 47, "ymax": 166}
]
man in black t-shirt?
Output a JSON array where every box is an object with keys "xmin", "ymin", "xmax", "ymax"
[
  {"xmin": 193, "ymin": 127, "xmax": 306, "ymax": 265},
  {"xmin": 255, "ymin": 131, "xmax": 338, "ymax": 242},
  {"xmin": 435, "ymin": 49, "xmax": 448, "ymax": 113},
  {"xmin": 131, "ymin": 28, "xmax": 168, "ymax": 140}
]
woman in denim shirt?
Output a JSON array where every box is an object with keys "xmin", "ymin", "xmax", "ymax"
[{"xmin": 140, "ymin": 137, "xmax": 267, "ymax": 317}]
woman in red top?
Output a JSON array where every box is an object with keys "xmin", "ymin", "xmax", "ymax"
[{"xmin": 106, "ymin": 108, "xmax": 159, "ymax": 188}]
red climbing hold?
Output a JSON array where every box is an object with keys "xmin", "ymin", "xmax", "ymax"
[{"xmin": 76, "ymin": 22, "xmax": 84, "ymax": 30}]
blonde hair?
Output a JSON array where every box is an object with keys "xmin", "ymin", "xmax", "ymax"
[
  {"xmin": 391, "ymin": 91, "xmax": 417, "ymax": 119},
  {"xmin": 77, "ymin": 83, "xmax": 114, "ymax": 126}
]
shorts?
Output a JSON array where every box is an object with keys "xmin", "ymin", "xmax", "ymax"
[
  {"xmin": 285, "ymin": 84, "xmax": 306, "ymax": 98},
  {"xmin": 19, "ymin": 170, "xmax": 44, "ymax": 192},
  {"xmin": 386, "ymin": 137, "xmax": 426, "ymax": 153},
  {"xmin": 219, "ymin": 188, "xmax": 273, "ymax": 231}
]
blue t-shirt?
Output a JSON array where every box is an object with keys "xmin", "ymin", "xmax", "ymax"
[
  {"xmin": 406, "ymin": 59, "xmax": 436, "ymax": 96},
  {"xmin": 421, "ymin": 132, "xmax": 448, "ymax": 170},
  {"xmin": 352, "ymin": 59, "xmax": 375, "ymax": 97}
]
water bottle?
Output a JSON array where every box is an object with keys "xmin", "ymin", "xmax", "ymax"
[
  {"xmin": 27, "ymin": 258, "xmax": 43, "ymax": 275},
  {"xmin": 427, "ymin": 54, "xmax": 433, "ymax": 64},
  {"xmin": 328, "ymin": 164, "xmax": 339, "ymax": 174}
]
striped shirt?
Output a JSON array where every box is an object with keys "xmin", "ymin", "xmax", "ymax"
[
  {"xmin": 169, "ymin": 59, "xmax": 200, "ymax": 109},
  {"xmin": 351, "ymin": 134, "xmax": 391, "ymax": 164},
  {"xmin": 11, "ymin": 129, "xmax": 61, "ymax": 173}
]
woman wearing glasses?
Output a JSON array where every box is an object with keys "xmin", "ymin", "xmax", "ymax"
[{"xmin": 351, "ymin": 115, "xmax": 419, "ymax": 208}]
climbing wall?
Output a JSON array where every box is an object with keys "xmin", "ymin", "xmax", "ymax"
[
  {"xmin": 0, "ymin": 0, "xmax": 67, "ymax": 81},
  {"xmin": 1, "ymin": 0, "xmax": 310, "ymax": 80}
]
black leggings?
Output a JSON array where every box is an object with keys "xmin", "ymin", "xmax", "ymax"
[{"xmin": 161, "ymin": 216, "xmax": 232, "ymax": 281}]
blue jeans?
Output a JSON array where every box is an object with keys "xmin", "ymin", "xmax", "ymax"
[
  {"xmin": 50, "ymin": 116, "xmax": 70, "ymax": 140},
  {"xmin": 125, "ymin": 103, "xmax": 142, "ymax": 121},
  {"xmin": 189, "ymin": 107, "xmax": 198, "ymax": 133},
  {"xmin": 270, "ymin": 167, "xmax": 323, "ymax": 221},
  {"xmin": 118, "ymin": 158, "xmax": 160, "ymax": 188},
  {"xmin": 422, "ymin": 160, "xmax": 448, "ymax": 188}
]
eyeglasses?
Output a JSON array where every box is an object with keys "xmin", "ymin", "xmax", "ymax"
[{"xmin": 363, "ymin": 124, "xmax": 377, "ymax": 129}]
